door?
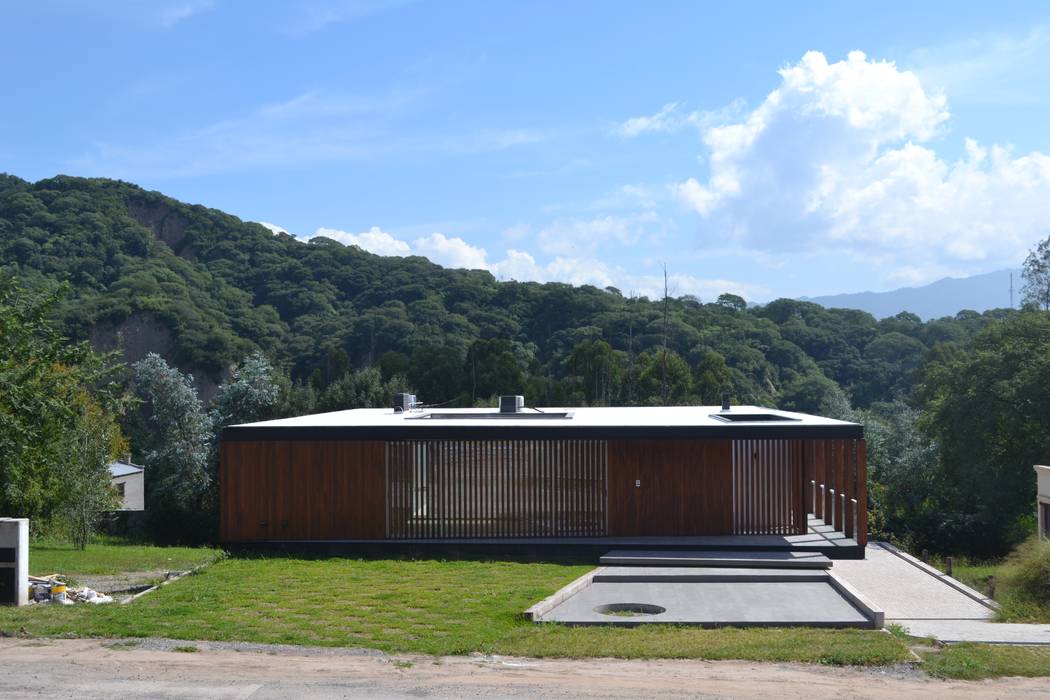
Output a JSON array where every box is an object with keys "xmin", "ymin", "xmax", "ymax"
[{"xmin": 607, "ymin": 439, "xmax": 732, "ymax": 536}]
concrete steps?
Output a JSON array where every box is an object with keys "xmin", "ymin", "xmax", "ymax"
[
  {"xmin": 599, "ymin": 549, "xmax": 832, "ymax": 569},
  {"xmin": 594, "ymin": 566, "xmax": 830, "ymax": 583}
]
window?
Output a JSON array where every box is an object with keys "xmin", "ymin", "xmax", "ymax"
[
  {"xmin": 116, "ymin": 482, "xmax": 126, "ymax": 499},
  {"xmin": 1043, "ymin": 502, "xmax": 1050, "ymax": 539}
]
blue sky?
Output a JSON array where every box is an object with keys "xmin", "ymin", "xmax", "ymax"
[{"xmin": 4, "ymin": 1, "xmax": 1050, "ymax": 301}]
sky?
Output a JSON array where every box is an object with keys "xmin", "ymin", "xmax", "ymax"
[{"xmin": 3, "ymin": 1, "xmax": 1050, "ymax": 302}]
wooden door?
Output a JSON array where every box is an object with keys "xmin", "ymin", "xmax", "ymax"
[{"xmin": 607, "ymin": 439, "xmax": 732, "ymax": 536}]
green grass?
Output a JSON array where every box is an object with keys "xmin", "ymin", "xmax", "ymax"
[
  {"xmin": 0, "ymin": 556, "xmax": 908, "ymax": 665},
  {"xmin": 932, "ymin": 550, "xmax": 1050, "ymax": 624},
  {"xmin": 29, "ymin": 537, "xmax": 222, "ymax": 578},
  {"xmin": 919, "ymin": 643, "xmax": 1050, "ymax": 680}
]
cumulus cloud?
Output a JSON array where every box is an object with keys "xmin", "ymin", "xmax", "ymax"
[
  {"xmin": 256, "ymin": 221, "xmax": 288, "ymax": 235},
  {"xmin": 295, "ymin": 223, "xmax": 760, "ymax": 301},
  {"xmin": 673, "ymin": 50, "xmax": 1050, "ymax": 283},
  {"xmin": 310, "ymin": 226, "xmax": 411, "ymax": 256},
  {"xmin": 411, "ymin": 232, "xmax": 489, "ymax": 269}
]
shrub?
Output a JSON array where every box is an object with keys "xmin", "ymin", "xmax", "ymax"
[{"xmin": 996, "ymin": 536, "xmax": 1050, "ymax": 620}]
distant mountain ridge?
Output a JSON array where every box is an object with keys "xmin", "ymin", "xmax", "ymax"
[{"xmin": 802, "ymin": 269, "xmax": 1021, "ymax": 320}]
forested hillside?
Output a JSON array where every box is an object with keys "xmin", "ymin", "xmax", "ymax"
[
  {"xmin": 6, "ymin": 173, "xmax": 1048, "ymax": 557},
  {"xmin": 0, "ymin": 174, "xmax": 1007, "ymax": 411}
]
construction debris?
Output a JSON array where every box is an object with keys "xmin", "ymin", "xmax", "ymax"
[{"xmin": 27, "ymin": 575, "xmax": 112, "ymax": 605}]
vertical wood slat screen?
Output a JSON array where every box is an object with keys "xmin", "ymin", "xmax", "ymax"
[
  {"xmin": 731, "ymin": 439, "xmax": 806, "ymax": 536},
  {"xmin": 385, "ymin": 440, "xmax": 608, "ymax": 538},
  {"xmin": 800, "ymin": 438, "xmax": 868, "ymax": 545}
]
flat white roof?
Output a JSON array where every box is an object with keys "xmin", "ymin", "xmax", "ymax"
[{"xmin": 234, "ymin": 405, "xmax": 855, "ymax": 430}]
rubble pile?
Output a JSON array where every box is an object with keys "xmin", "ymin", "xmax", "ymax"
[{"xmin": 29, "ymin": 574, "xmax": 113, "ymax": 605}]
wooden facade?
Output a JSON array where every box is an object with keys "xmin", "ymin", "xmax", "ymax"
[{"xmin": 220, "ymin": 436, "xmax": 867, "ymax": 545}]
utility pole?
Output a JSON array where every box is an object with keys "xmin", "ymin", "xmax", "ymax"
[{"xmin": 661, "ymin": 263, "xmax": 670, "ymax": 404}]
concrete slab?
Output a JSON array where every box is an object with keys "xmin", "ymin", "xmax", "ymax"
[
  {"xmin": 892, "ymin": 619, "xmax": 1050, "ymax": 645},
  {"xmin": 541, "ymin": 580, "xmax": 873, "ymax": 627},
  {"xmin": 594, "ymin": 566, "xmax": 829, "ymax": 583},
  {"xmin": 831, "ymin": 544, "xmax": 994, "ymax": 621},
  {"xmin": 599, "ymin": 550, "xmax": 832, "ymax": 569}
]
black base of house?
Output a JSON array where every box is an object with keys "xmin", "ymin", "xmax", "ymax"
[{"xmin": 223, "ymin": 536, "xmax": 866, "ymax": 561}]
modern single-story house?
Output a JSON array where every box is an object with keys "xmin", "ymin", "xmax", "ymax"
[
  {"xmin": 220, "ymin": 395, "xmax": 867, "ymax": 557},
  {"xmin": 1037, "ymin": 464, "xmax": 1050, "ymax": 540},
  {"xmin": 108, "ymin": 460, "xmax": 145, "ymax": 511}
]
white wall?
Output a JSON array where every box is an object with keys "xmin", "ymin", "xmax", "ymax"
[
  {"xmin": 112, "ymin": 472, "xmax": 145, "ymax": 511},
  {"xmin": 1036, "ymin": 465, "xmax": 1050, "ymax": 540}
]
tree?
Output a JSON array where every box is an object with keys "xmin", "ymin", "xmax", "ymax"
[
  {"xmin": 58, "ymin": 394, "xmax": 124, "ymax": 549},
  {"xmin": 133, "ymin": 353, "xmax": 212, "ymax": 542},
  {"xmin": 317, "ymin": 367, "xmax": 406, "ymax": 412},
  {"xmin": 1022, "ymin": 235, "xmax": 1050, "ymax": 310},
  {"xmin": 919, "ymin": 311, "xmax": 1050, "ymax": 556},
  {"xmin": 567, "ymin": 339, "xmax": 622, "ymax": 405},
  {"xmin": 778, "ymin": 373, "xmax": 852, "ymax": 419},
  {"xmin": 209, "ymin": 352, "xmax": 281, "ymax": 431},
  {"xmin": 693, "ymin": 350, "xmax": 731, "ymax": 405},
  {"xmin": 0, "ymin": 275, "xmax": 126, "ymax": 534},
  {"xmin": 635, "ymin": 348, "xmax": 692, "ymax": 405}
]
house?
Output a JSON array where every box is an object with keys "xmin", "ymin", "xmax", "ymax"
[
  {"xmin": 108, "ymin": 460, "xmax": 145, "ymax": 511},
  {"xmin": 219, "ymin": 395, "xmax": 867, "ymax": 557},
  {"xmin": 1037, "ymin": 465, "xmax": 1050, "ymax": 540}
]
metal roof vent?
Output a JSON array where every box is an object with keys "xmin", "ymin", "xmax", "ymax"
[
  {"xmin": 393, "ymin": 393, "xmax": 417, "ymax": 413},
  {"xmin": 499, "ymin": 395, "xmax": 524, "ymax": 414}
]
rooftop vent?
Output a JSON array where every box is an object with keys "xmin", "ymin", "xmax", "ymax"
[
  {"xmin": 499, "ymin": 395, "xmax": 524, "ymax": 413},
  {"xmin": 392, "ymin": 393, "xmax": 417, "ymax": 413}
]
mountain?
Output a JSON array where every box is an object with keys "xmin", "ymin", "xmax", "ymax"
[
  {"xmin": 803, "ymin": 269, "xmax": 1021, "ymax": 320},
  {"xmin": 0, "ymin": 173, "xmax": 1013, "ymax": 410}
]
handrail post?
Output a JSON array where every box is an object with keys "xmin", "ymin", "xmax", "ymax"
[
  {"xmin": 851, "ymin": 498, "xmax": 858, "ymax": 541},
  {"xmin": 840, "ymin": 493, "xmax": 847, "ymax": 537},
  {"xmin": 810, "ymin": 480, "xmax": 816, "ymax": 516},
  {"xmin": 819, "ymin": 483, "xmax": 825, "ymax": 521},
  {"xmin": 829, "ymin": 489, "xmax": 836, "ymax": 530}
]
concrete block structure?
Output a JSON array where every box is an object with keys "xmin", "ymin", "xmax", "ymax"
[{"xmin": 0, "ymin": 518, "xmax": 29, "ymax": 606}]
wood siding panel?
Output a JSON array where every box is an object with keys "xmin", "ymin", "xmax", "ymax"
[
  {"xmin": 607, "ymin": 439, "xmax": 733, "ymax": 536},
  {"xmin": 219, "ymin": 440, "xmax": 384, "ymax": 541}
]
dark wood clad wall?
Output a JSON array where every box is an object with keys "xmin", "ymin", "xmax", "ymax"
[
  {"xmin": 607, "ymin": 439, "xmax": 733, "ymax": 536},
  {"xmin": 220, "ymin": 440, "xmax": 384, "ymax": 541}
]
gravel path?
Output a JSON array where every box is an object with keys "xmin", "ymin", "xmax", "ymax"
[{"xmin": 1, "ymin": 638, "xmax": 1048, "ymax": 699}]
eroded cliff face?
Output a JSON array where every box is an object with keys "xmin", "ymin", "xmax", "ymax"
[
  {"xmin": 127, "ymin": 198, "xmax": 196, "ymax": 260},
  {"xmin": 90, "ymin": 311, "xmax": 225, "ymax": 402}
]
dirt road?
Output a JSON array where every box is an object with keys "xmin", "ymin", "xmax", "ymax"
[{"xmin": 0, "ymin": 638, "xmax": 1046, "ymax": 699}]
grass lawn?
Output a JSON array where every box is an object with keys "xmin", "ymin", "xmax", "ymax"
[
  {"xmin": 29, "ymin": 537, "xmax": 222, "ymax": 579},
  {"xmin": 919, "ymin": 643, "xmax": 1050, "ymax": 680},
  {"xmin": 0, "ymin": 555, "xmax": 908, "ymax": 665},
  {"xmin": 933, "ymin": 555, "xmax": 1050, "ymax": 623}
]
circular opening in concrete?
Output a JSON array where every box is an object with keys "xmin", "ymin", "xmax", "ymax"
[{"xmin": 594, "ymin": 603, "xmax": 666, "ymax": 617}]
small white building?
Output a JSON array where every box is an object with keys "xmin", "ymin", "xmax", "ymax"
[
  {"xmin": 1036, "ymin": 465, "xmax": 1050, "ymax": 540},
  {"xmin": 108, "ymin": 461, "xmax": 145, "ymax": 511}
]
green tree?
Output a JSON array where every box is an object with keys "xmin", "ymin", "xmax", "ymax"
[
  {"xmin": 567, "ymin": 339, "xmax": 622, "ymax": 405},
  {"xmin": 59, "ymin": 393, "xmax": 124, "ymax": 549},
  {"xmin": 919, "ymin": 311, "xmax": 1050, "ymax": 556},
  {"xmin": 635, "ymin": 348, "xmax": 692, "ymax": 405},
  {"xmin": 1022, "ymin": 235, "xmax": 1050, "ymax": 310},
  {"xmin": 133, "ymin": 353, "xmax": 213, "ymax": 543},
  {"xmin": 0, "ymin": 275, "xmax": 126, "ymax": 532},
  {"xmin": 693, "ymin": 350, "xmax": 731, "ymax": 405}
]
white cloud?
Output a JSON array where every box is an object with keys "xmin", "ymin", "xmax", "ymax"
[
  {"xmin": 158, "ymin": 0, "xmax": 214, "ymax": 27},
  {"xmin": 674, "ymin": 50, "xmax": 1050, "ymax": 282},
  {"xmin": 74, "ymin": 88, "xmax": 545, "ymax": 179},
  {"xmin": 615, "ymin": 99, "xmax": 746, "ymax": 138},
  {"xmin": 536, "ymin": 212, "xmax": 662, "ymax": 256},
  {"xmin": 256, "ymin": 221, "xmax": 288, "ymax": 235},
  {"xmin": 411, "ymin": 233, "xmax": 489, "ymax": 269},
  {"xmin": 310, "ymin": 226, "xmax": 411, "ymax": 256},
  {"xmin": 910, "ymin": 26, "xmax": 1050, "ymax": 105}
]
